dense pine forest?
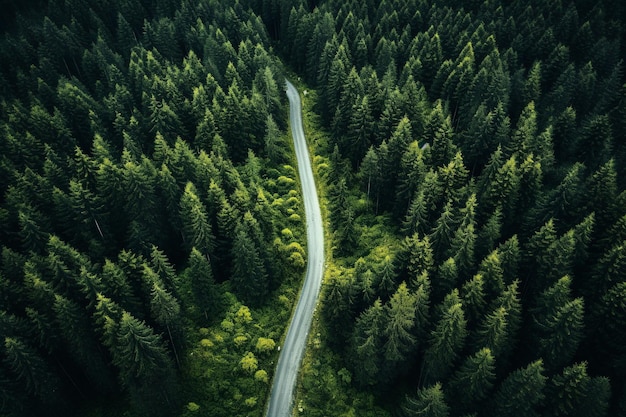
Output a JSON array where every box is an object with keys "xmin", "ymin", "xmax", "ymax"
[
  {"xmin": 1, "ymin": 0, "xmax": 626, "ymax": 416},
  {"xmin": 0, "ymin": 0, "xmax": 307, "ymax": 416},
  {"xmin": 273, "ymin": 0, "xmax": 626, "ymax": 416}
]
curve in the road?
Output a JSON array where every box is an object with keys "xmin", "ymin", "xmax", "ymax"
[{"xmin": 266, "ymin": 81, "xmax": 325, "ymax": 417}]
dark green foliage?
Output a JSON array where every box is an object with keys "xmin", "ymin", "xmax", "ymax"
[
  {"xmin": 0, "ymin": 1, "xmax": 298, "ymax": 415},
  {"xmin": 488, "ymin": 360, "xmax": 547, "ymax": 417},
  {"xmin": 401, "ymin": 383, "xmax": 450, "ymax": 417},
  {"xmin": 2, "ymin": 0, "xmax": 626, "ymax": 416},
  {"xmin": 422, "ymin": 290, "xmax": 468, "ymax": 384},
  {"xmin": 230, "ymin": 222, "xmax": 268, "ymax": 307},
  {"xmin": 446, "ymin": 348, "xmax": 496, "ymax": 414}
]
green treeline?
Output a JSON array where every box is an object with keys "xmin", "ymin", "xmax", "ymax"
[
  {"xmin": 262, "ymin": 0, "xmax": 626, "ymax": 416},
  {"xmin": 0, "ymin": 1, "xmax": 305, "ymax": 416}
]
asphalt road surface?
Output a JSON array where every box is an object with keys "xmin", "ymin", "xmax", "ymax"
[{"xmin": 266, "ymin": 81, "xmax": 325, "ymax": 417}]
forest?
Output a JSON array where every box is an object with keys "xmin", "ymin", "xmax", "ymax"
[
  {"xmin": 0, "ymin": 0, "xmax": 306, "ymax": 416},
  {"xmin": 1, "ymin": 0, "xmax": 626, "ymax": 416}
]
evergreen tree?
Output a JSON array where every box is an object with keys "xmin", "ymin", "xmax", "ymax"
[
  {"xmin": 402, "ymin": 383, "xmax": 450, "ymax": 417},
  {"xmin": 149, "ymin": 282, "xmax": 182, "ymax": 367},
  {"xmin": 429, "ymin": 200, "xmax": 456, "ymax": 263},
  {"xmin": 179, "ymin": 182, "xmax": 215, "ymax": 258},
  {"xmin": 488, "ymin": 360, "xmax": 546, "ymax": 417},
  {"xmin": 231, "ymin": 222, "xmax": 268, "ymax": 307},
  {"xmin": 349, "ymin": 299, "xmax": 384, "ymax": 386},
  {"xmin": 381, "ymin": 282, "xmax": 419, "ymax": 381},
  {"xmin": 3, "ymin": 336, "xmax": 58, "ymax": 401},
  {"xmin": 460, "ymin": 273, "xmax": 487, "ymax": 325},
  {"xmin": 184, "ymin": 247, "xmax": 218, "ymax": 321},
  {"xmin": 447, "ymin": 348, "xmax": 496, "ymax": 414},
  {"xmin": 543, "ymin": 362, "xmax": 610, "ymax": 417},
  {"xmin": 423, "ymin": 290, "xmax": 468, "ymax": 383}
]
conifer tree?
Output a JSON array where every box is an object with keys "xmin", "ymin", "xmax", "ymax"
[
  {"xmin": 488, "ymin": 360, "xmax": 546, "ymax": 417},
  {"xmin": 402, "ymin": 383, "xmax": 450, "ymax": 417},
  {"xmin": 423, "ymin": 289, "xmax": 468, "ymax": 383},
  {"xmin": 179, "ymin": 182, "xmax": 215, "ymax": 258},
  {"xmin": 185, "ymin": 247, "xmax": 218, "ymax": 321},
  {"xmin": 461, "ymin": 273, "xmax": 487, "ymax": 325},
  {"xmin": 543, "ymin": 362, "xmax": 610, "ymax": 417},
  {"xmin": 381, "ymin": 282, "xmax": 419, "ymax": 380},
  {"xmin": 429, "ymin": 200, "xmax": 456, "ymax": 263},
  {"xmin": 231, "ymin": 222, "xmax": 268, "ymax": 307},
  {"xmin": 3, "ymin": 336, "xmax": 59, "ymax": 405},
  {"xmin": 447, "ymin": 348, "xmax": 496, "ymax": 414},
  {"xmin": 349, "ymin": 299, "xmax": 384, "ymax": 386}
]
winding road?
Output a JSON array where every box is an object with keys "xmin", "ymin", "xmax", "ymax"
[{"xmin": 266, "ymin": 81, "xmax": 325, "ymax": 417}]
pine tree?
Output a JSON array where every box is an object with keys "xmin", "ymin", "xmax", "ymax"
[
  {"xmin": 231, "ymin": 222, "xmax": 268, "ymax": 307},
  {"xmin": 543, "ymin": 362, "xmax": 610, "ymax": 417},
  {"xmin": 429, "ymin": 200, "xmax": 456, "ymax": 263},
  {"xmin": 402, "ymin": 190, "xmax": 428, "ymax": 236},
  {"xmin": 472, "ymin": 306, "xmax": 510, "ymax": 366},
  {"xmin": 401, "ymin": 232, "xmax": 435, "ymax": 281},
  {"xmin": 488, "ymin": 360, "xmax": 546, "ymax": 417},
  {"xmin": 185, "ymin": 247, "xmax": 218, "ymax": 321},
  {"xmin": 537, "ymin": 297, "xmax": 585, "ymax": 371},
  {"xmin": 461, "ymin": 273, "xmax": 487, "ymax": 325},
  {"xmin": 359, "ymin": 146, "xmax": 381, "ymax": 209},
  {"xmin": 349, "ymin": 299, "xmax": 384, "ymax": 386},
  {"xmin": 150, "ymin": 282, "xmax": 182, "ymax": 367},
  {"xmin": 402, "ymin": 383, "xmax": 450, "ymax": 417},
  {"xmin": 179, "ymin": 182, "xmax": 215, "ymax": 258},
  {"xmin": 3, "ymin": 336, "xmax": 59, "ymax": 401},
  {"xmin": 53, "ymin": 293, "xmax": 113, "ymax": 392},
  {"xmin": 477, "ymin": 250, "xmax": 505, "ymax": 301},
  {"xmin": 447, "ymin": 348, "xmax": 496, "ymax": 413},
  {"xmin": 471, "ymin": 280, "xmax": 522, "ymax": 372},
  {"xmin": 381, "ymin": 282, "xmax": 419, "ymax": 381},
  {"xmin": 423, "ymin": 290, "xmax": 468, "ymax": 383},
  {"xmin": 449, "ymin": 222, "xmax": 476, "ymax": 278},
  {"xmin": 345, "ymin": 94, "xmax": 374, "ymax": 167},
  {"xmin": 377, "ymin": 254, "xmax": 397, "ymax": 299},
  {"xmin": 426, "ymin": 102, "xmax": 457, "ymax": 167},
  {"xmin": 395, "ymin": 141, "xmax": 427, "ymax": 218},
  {"xmin": 434, "ymin": 258, "xmax": 459, "ymax": 303}
]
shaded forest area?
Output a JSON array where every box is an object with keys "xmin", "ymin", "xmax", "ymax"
[
  {"xmin": 0, "ymin": 0, "xmax": 308, "ymax": 416},
  {"xmin": 259, "ymin": 0, "xmax": 626, "ymax": 416}
]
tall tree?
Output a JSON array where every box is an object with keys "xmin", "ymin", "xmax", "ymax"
[
  {"xmin": 446, "ymin": 348, "xmax": 496, "ymax": 414},
  {"xmin": 230, "ymin": 221, "xmax": 268, "ymax": 307},
  {"xmin": 488, "ymin": 360, "xmax": 546, "ymax": 417},
  {"xmin": 349, "ymin": 299, "xmax": 384, "ymax": 386},
  {"xmin": 381, "ymin": 282, "xmax": 419, "ymax": 381},
  {"xmin": 179, "ymin": 182, "xmax": 215, "ymax": 258},
  {"xmin": 422, "ymin": 289, "xmax": 468, "ymax": 383},
  {"xmin": 402, "ymin": 383, "xmax": 450, "ymax": 417}
]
